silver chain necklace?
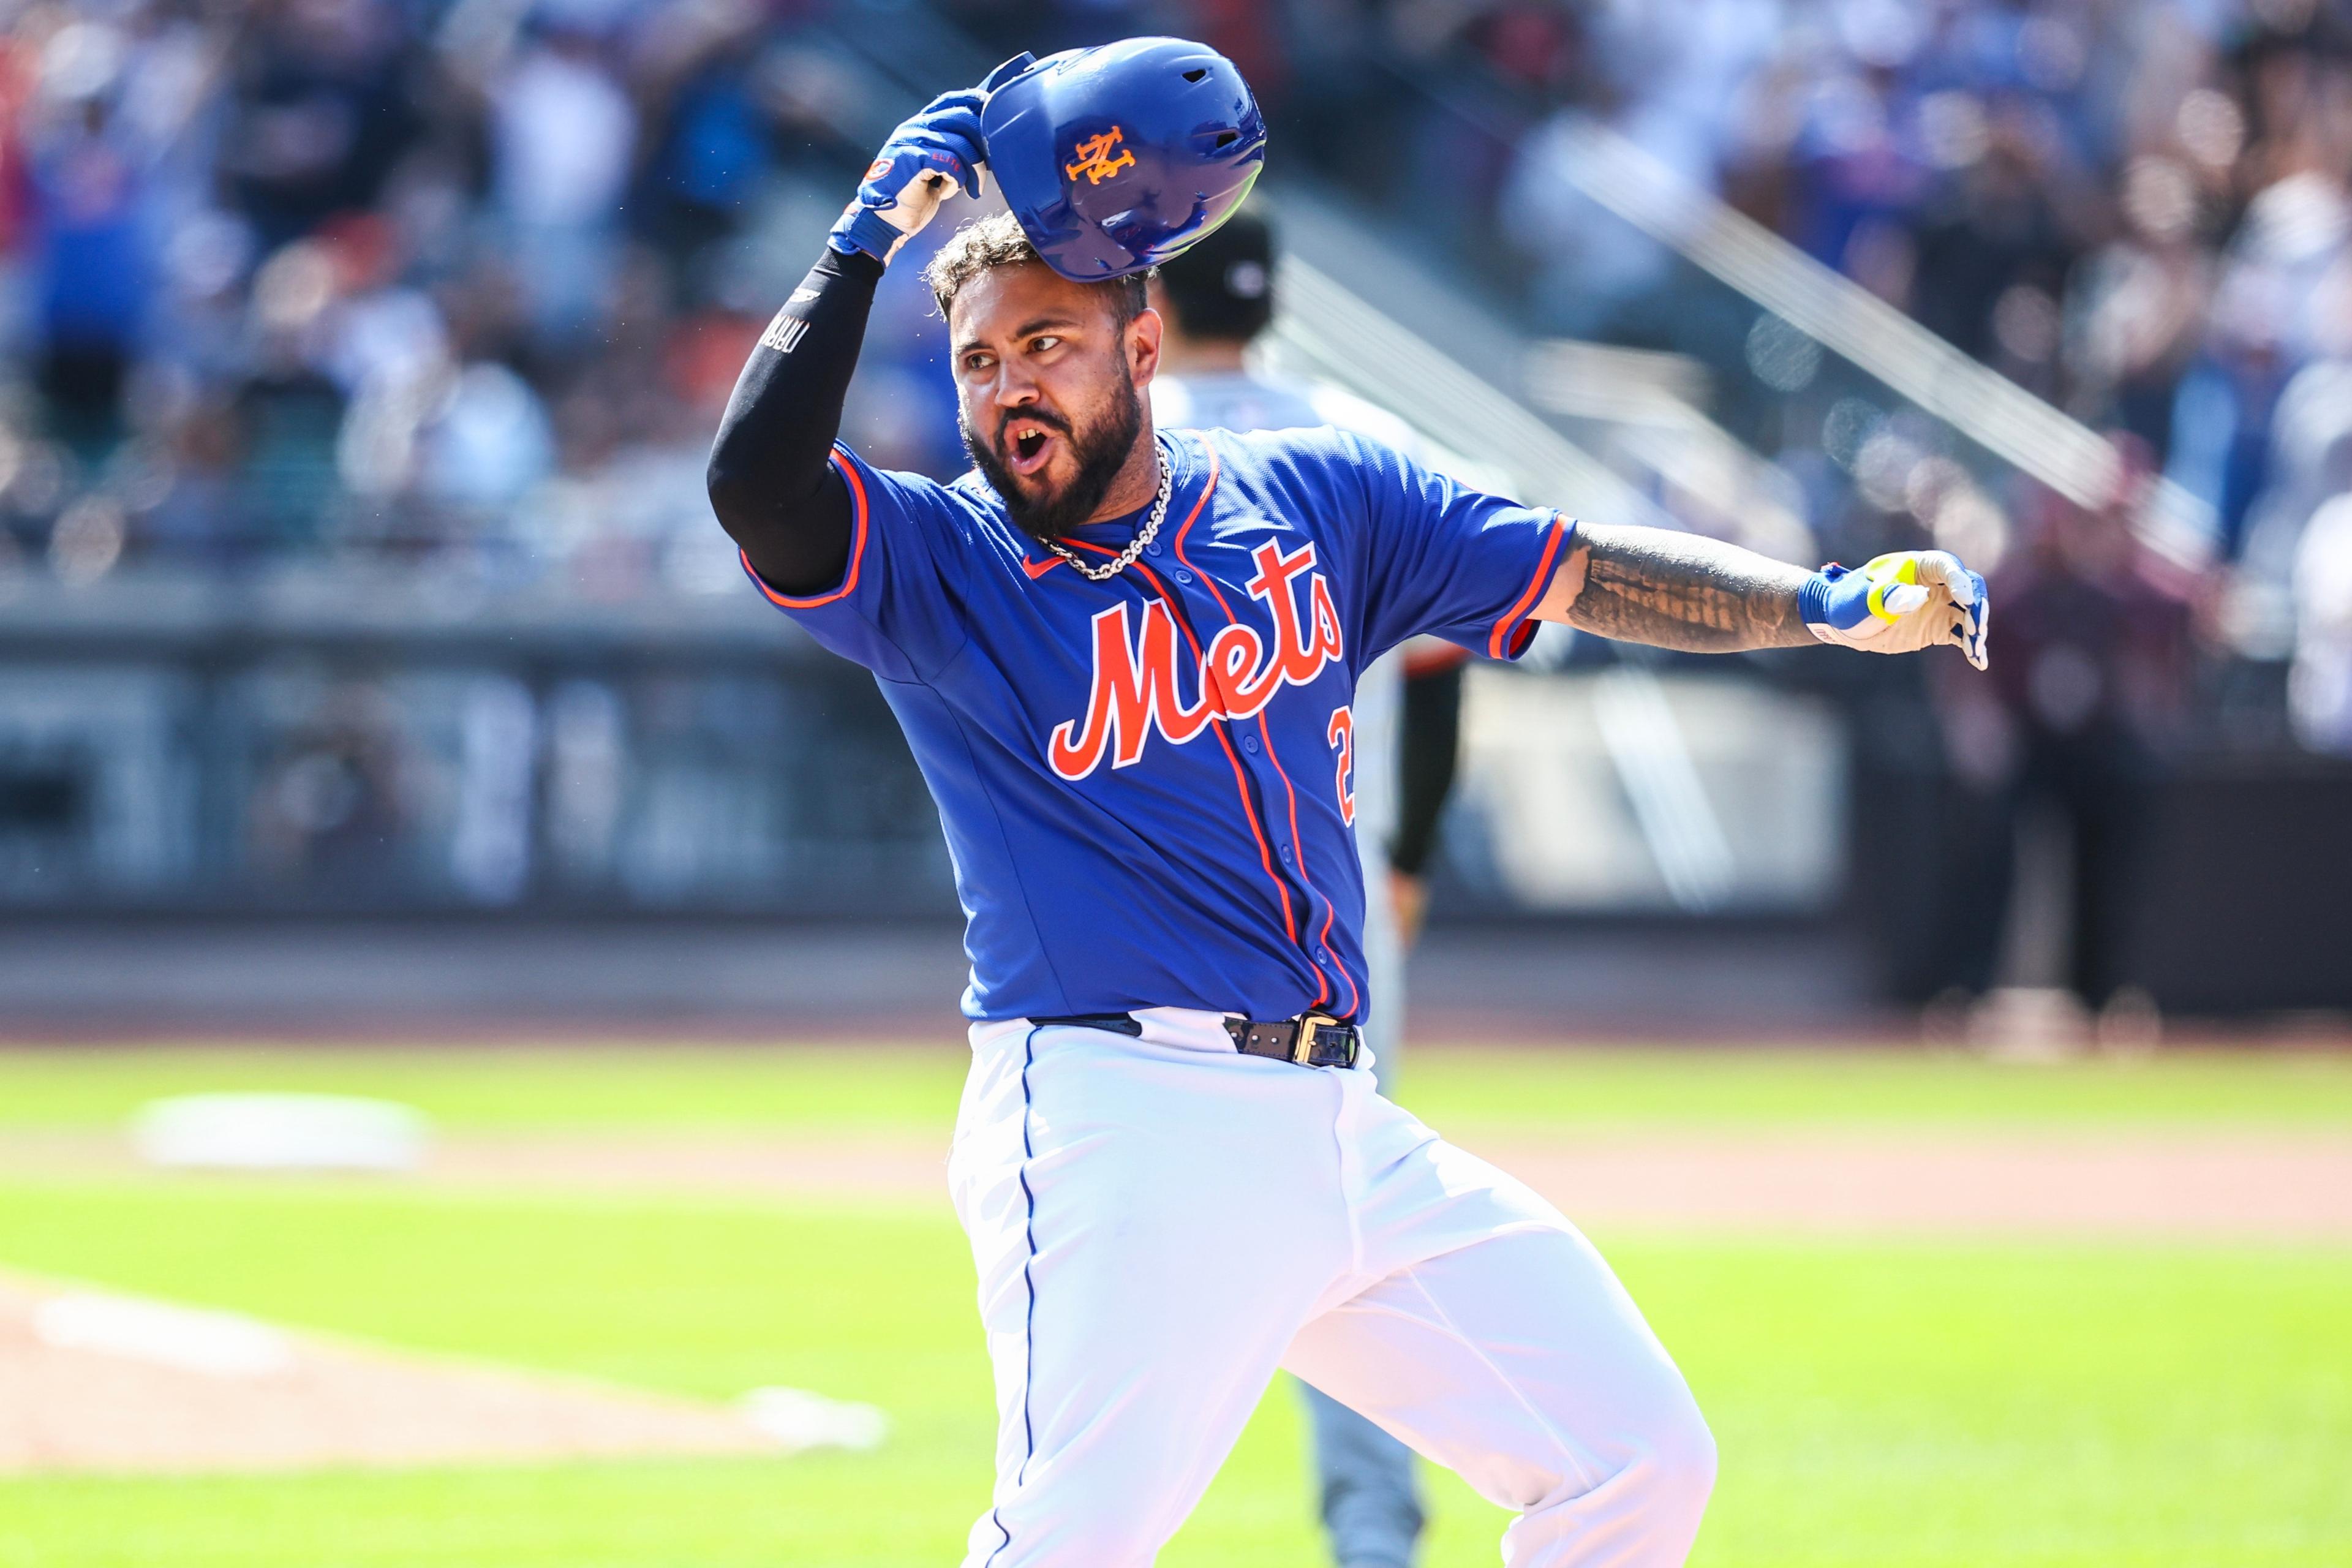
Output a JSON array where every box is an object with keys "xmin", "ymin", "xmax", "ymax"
[{"xmin": 1042, "ymin": 450, "xmax": 1173, "ymax": 582}]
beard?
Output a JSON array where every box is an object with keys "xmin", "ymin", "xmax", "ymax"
[{"xmin": 963, "ymin": 374, "xmax": 1145, "ymax": 542}]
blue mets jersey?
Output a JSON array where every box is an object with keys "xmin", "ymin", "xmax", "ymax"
[{"xmin": 741, "ymin": 426, "xmax": 1569, "ymax": 1024}]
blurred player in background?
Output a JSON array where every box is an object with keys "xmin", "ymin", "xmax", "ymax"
[
  {"xmin": 1152, "ymin": 206, "xmax": 1467, "ymax": 1568},
  {"xmin": 1929, "ymin": 479, "xmax": 2192, "ymax": 1014}
]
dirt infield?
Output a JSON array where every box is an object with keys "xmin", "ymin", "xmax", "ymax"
[
  {"xmin": 1486, "ymin": 1132, "xmax": 2352, "ymax": 1240},
  {"xmin": 0, "ymin": 1271, "xmax": 790, "ymax": 1476},
  {"xmin": 463, "ymin": 1130, "xmax": 2352, "ymax": 1240},
  {"xmin": 423, "ymin": 1130, "xmax": 2352, "ymax": 1240},
  {"xmin": 10, "ymin": 1127, "xmax": 2350, "ymax": 1241}
]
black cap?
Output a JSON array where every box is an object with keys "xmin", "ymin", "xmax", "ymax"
[{"xmin": 1155, "ymin": 204, "xmax": 1273, "ymax": 345}]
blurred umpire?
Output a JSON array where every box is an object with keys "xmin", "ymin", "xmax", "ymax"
[{"xmin": 1150, "ymin": 205, "xmax": 1468, "ymax": 1568}]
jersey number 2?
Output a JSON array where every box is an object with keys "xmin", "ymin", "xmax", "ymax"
[{"xmin": 1327, "ymin": 706, "xmax": 1355, "ymax": 826}]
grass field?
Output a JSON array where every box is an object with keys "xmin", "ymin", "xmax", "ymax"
[{"xmin": 2, "ymin": 1044, "xmax": 2349, "ymax": 1567}]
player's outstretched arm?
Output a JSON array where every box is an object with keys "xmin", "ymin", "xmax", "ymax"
[
  {"xmin": 1534, "ymin": 523, "xmax": 1989, "ymax": 668},
  {"xmin": 1534, "ymin": 524, "xmax": 1814, "ymax": 652}
]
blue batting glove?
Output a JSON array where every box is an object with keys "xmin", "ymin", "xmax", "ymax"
[
  {"xmin": 829, "ymin": 90, "xmax": 989, "ymax": 264},
  {"xmin": 829, "ymin": 56, "xmax": 1036, "ymax": 266},
  {"xmin": 1800, "ymin": 549, "xmax": 1990, "ymax": 670}
]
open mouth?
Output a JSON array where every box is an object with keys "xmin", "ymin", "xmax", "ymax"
[{"xmin": 1003, "ymin": 418, "xmax": 1061, "ymax": 478}]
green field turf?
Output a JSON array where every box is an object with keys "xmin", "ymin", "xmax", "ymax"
[{"xmin": 2, "ymin": 1045, "xmax": 2348, "ymax": 1567}]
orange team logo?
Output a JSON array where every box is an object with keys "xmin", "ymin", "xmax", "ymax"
[
  {"xmin": 864, "ymin": 159, "xmax": 891, "ymax": 181},
  {"xmin": 1065, "ymin": 127, "xmax": 1137, "ymax": 186},
  {"xmin": 1049, "ymin": 542, "xmax": 1346, "ymax": 781}
]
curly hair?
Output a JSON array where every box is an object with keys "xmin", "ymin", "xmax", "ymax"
[{"xmin": 923, "ymin": 211, "xmax": 1152, "ymax": 329}]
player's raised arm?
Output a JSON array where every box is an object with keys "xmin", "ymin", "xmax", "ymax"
[
  {"xmin": 705, "ymin": 62, "xmax": 1028, "ymax": 594},
  {"xmin": 1534, "ymin": 522, "xmax": 1990, "ymax": 669}
]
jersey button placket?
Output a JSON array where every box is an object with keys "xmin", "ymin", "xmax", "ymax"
[{"xmin": 1242, "ymin": 733, "xmax": 1259, "ymax": 754}]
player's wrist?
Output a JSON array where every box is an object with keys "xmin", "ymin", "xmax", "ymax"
[{"xmin": 828, "ymin": 207, "xmax": 907, "ymax": 266}]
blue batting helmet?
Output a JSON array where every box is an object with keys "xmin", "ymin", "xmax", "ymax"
[{"xmin": 981, "ymin": 38, "xmax": 1267, "ymax": 282}]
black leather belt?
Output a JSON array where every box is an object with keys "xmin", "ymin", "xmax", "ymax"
[
  {"xmin": 1227, "ymin": 1012, "xmax": 1362, "ymax": 1068},
  {"xmin": 1032, "ymin": 1011, "xmax": 1361, "ymax": 1069}
]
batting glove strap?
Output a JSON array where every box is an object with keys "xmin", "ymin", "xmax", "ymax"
[
  {"xmin": 1797, "ymin": 565, "xmax": 1845, "ymax": 637},
  {"xmin": 827, "ymin": 207, "xmax": 908, "ymax": 265}
]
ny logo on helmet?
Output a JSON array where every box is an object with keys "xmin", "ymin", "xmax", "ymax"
[{"xmin": 1065, "ymin": 128, "xmax": 1136, "ymax": 186}]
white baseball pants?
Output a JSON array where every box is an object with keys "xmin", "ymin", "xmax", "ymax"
[{"xmin": 949, "ymin": 1009, "xmax": 1714, "ymax": 1568}]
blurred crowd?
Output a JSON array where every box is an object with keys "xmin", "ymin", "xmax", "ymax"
[
  {"xmin": 0, "ymin": 0, "xmax": 983, "ymax": 599},
  {"xmin": 1370, "ymin": 0, "xmax": 2351, "ymax": 758},
  {"xmin": 1486, "ymin": 0, "xmax": 2352, "ymax": 549}
]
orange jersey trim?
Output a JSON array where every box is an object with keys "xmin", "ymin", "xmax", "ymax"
[
  {"xmin": 1174, "ymin": 434, "xmax": 1350, "ymax": 1012},
  {"xmin": 742, "ymin": 449, "xmax": 871, "ymax": 609},
  {"xmin": 1256, "ymin": 709, "xmax": 1349, "ymax": 1016},
  {"xmin": 1487, "ymin": 514, "xmax": 1569, "ymax": 661}
]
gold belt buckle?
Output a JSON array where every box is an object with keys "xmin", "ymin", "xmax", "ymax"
[{"xmin": 1292, "ymin": 1014, "xmax": 1335, "ymax": 1066}]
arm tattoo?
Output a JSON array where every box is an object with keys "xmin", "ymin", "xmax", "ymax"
[{"xmin": 1558, "ymin": 523, "xmax": 1814, "ymax": 653}]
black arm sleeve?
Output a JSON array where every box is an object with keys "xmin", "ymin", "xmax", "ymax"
[
  {"xmin": 1390, "ymin": 660, "xmax": 1465, "ymax": 878},
  {"xmin": 705, "ymin": 246, "xmax": 886, "ymax": 596}
]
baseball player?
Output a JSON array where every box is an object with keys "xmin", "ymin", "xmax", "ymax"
[
  {"xmin": 1150, "ymin": 203, "xmax": 1462, "ymax": 1568},
  {"xmin": 706, "ymin": 40, "xmax": 1988, "ymax": 1568}
]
